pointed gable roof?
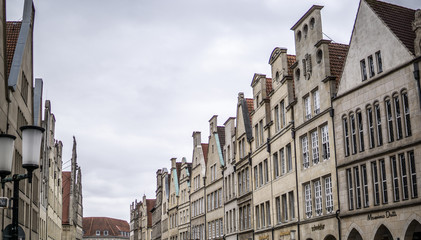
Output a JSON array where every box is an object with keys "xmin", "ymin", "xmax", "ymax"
[
  {"xmin": 201, "ymin": 143, "xmax": 209, "ymax": 164},
  {"xmin": 62, "ymin": 171, "xmax": 71, "ymax": 224},
  {"xmin": 83, "ymin": 217, "xmax": 130, "ymax": 237},
  {"xmin": 146, "ymin": 199, "xmax": 156, "ymax": 227},
  {"xmin": 6, "ymin": 22, "xmax": 21, "ymax": 78},
  {"xmin": 365, "ymin": 0, "xmax": 416, "ymax": 55}
]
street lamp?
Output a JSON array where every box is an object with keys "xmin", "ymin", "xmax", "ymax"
[{"xmin": 0, "ymin": 125, "xmax": 44, "ymax": 240}]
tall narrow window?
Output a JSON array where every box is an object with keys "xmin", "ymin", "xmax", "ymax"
[
  {"xmin": 280, "ymin": 148, "xmax": 285, "ymax": 175},
  {"xmin": 276, "ymin": 197, "xmax": 281, "ymax": 223},
  {"xmin": 394, "ymin": 95, "xmax": 403, "ymax": 140},
  {"xmin": 304, "ymin": 96, "xmax": 311, "ymax": 120},
  {"xmin": 375, "ymin": 103, "xmax": 383, "ymax": 146},
  {"xmin": 254, "ymin": 166, "xmax": 258, "ymax": 189},
  {"xmin": 400, "ymin": 154, "xmax": 409, "ymax": 200},
  {"xmin": 281, "ymin": 101, "xmax": 286, "ymax": 128},
  {"xmin": 305, "ymin": 183, "xmax": 312, "ymax": 218},
  {"xmin": 248, "ymin": 205, "xmax": 251, "ymax": 229},
  {"xmin": 325, "ymin": 176, "xmax": 333, "ymax": 213},
  {"xmin": 360, "ymin": 59, "xmax": 367, "ymax": 81},
  {"xmin": 255, "ymin": 206, "xmax": 259, "ymax": 229},
  {"xmin": 375, "ymin": 51, "xmax": 383, "ymax": 73},
  {"xmin": 313, "ymin": 90, "xmax": 320, "ymax": 115},
  {"xmin": 255, "ymin": 124, "xmax": 259, "ymax": 148},
  {"xmin": 266, "ymin": 201, "xmax": 271, "ymax": 226},
  {"xmin": 408, "ymin": 151, "xmax": 418, "ymax": 198},
  {"xmin": 311, "ymin": 131, "xmax": 319, "ymax": 164},
  {"xmin": 282, "ymin": 194, "xmax": 288, "ymax": 221},
  {"xmin": 372, "ymin": 161, "xmax": 380, "ymax": 205},
  {"xmin": 368, "ymin": 55, "xmax": 375, "ymax": 77},
  {"xmin": 259, "ymin": 120, "xmax": 264, "ymax": 146},
  {"xmin": 259, "ymin": 163, "xmax": 263, "ymax": 187},
  {"xmin": 246, "ymin": 168, "xmax": 250, "ymax": 192},
  {"xmin": 402, "ymin": 92, "xmax": 411, "ymax": 137},
  {"xmin": 238, "ymin": 172, "xmax": 242, "ymax": 195},
  {"xmin": 391, "ymin": 156, "xmax": 400, "ymax": 202},
  {"xmin": 264, "ymin": 159, "xmax": 269, "ymax": 183},
  {"xmin": 275, "ymin": 105, "xmax": 280, "ymax": 132},
  {"xmin": 350, "ymin": 114, "xmax": 357, "ymax": 154},
  {"xmin": 354, "ymin": 167, "xmax": 361, "ymax": 209},
  {"xmin": 302, "ymin": 136, "xmax": 309, "ymax": 168},
  {"xmin": 261, "ymin": 203, "xmax": 265, "ymax": 227},
  {"xmin": 343, "ymin": 117, "xmax": 350, "ymax": 156},
  {"xmin": 357, "ymin": 111, "xmax": 365, "ymax": 152},
  {"xmin": 347, "ymin": 169, "xmax": 354, "ymax": 210},
  {"xmin": 322, "ymin": 125, "xmax": 330, "ymax": 160},
  {"xmin": 380, "ymin": 160, "xmax": 388, "ymax": 203},
  {"xmin": 289, "ymin": 191, "xmax": 295, "ymax": 218},
  {"xmin": 367, "ymin": 107, "xmax": 375, "ymax": 148},
  {"xmin": 314, "ymin": 180, "xmax": 322, "ymax": 216},
  {"xmin": 287, "ymin": 145, "xmax": 292, "ymax": 172},
  {"xmin": 273, "ymin": 152, "xmax": 279, "ymax": 178},
  {"xmin": 361, "ymin": 165, "xmax": 369, "ymax": 207},
  {"xmin": 385, "ymin": 99, "xmax": 394, "ymax": 142}
]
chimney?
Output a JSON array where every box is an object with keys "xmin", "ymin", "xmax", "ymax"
[
  {"xmin": 192, "ymin": 132, "xmax": 201, "ymax": 147},
  {"xmin": 413, "ymin": 9, "xmax": 421, "ymax": 56},
  {"xmin": 209, "ymin": 115, "xmax": 218, "ymax": 134},
  {"xmin": 171, "ymin": 158, "xmax": 177, "ymax": 169}
]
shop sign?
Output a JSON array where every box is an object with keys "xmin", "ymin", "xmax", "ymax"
[
  {"xmin": 279, "ymin": 231, "xmax": 290, "ymax": 237},
  {"xmin": 259, "ymin": 234, "xmax": 270, "ymax": 240},
  {"xmin": 311, "ymin": 224, "xmax": 325, "ymax": 231},
  {"xmin": 367, "ymin": 210, "xmax": 397, "ymax": 220}
]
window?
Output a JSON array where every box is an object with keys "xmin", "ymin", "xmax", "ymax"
[
  {"xmin": 255, "ymin": 206, "xmax": 260, "ymax": 229},
  {"xmin": 255, "ymin": 124, "xmax": 259, "ymax": 148},
  {"xmin": 347, "ymin": 169, "xmax": 354, "ymax": 210},
  {"xmin": 313, "ymin": 90, "xmax": 320, "ymax": 115},
  {"xmin": 96, "ymin": 231, "xmax": 100, "ymax": 236},
  {"xmin": 305, "ymin": 183, "xmax": 312, "ymax": 218},
  {"xmin": 314, "ymin": 180, "xmax": 322, "ymax": 216},
  {"xmin": 276, "ymin": 197, "xmax": 281, "ymax": 223},
  {"xmin": 380, "ymin": 159, "xmax": 388, "ymax": 204},
  {"xmin": 273, "ymin": 152, "xmax": 279, "ymax": 178},
  {"xmin": 394, "ymin": 95, "xmax": 403, "ymax": 140},
  {"xmin": 311, "ymin": 131, "xmax": 319, "ymax": 164},
  {"xmin": 375, "ymin": 103, "xmax": 383, "ymax": 146},
  {"xmin": 385, "ymin": 98, "xmax": 394, "ymax": 142},
  {"xmin": 287, "ymin": 145, "xmax": 292, "ymax": 172},
  {"xmin": 368, "ymin": 55, "xmax": 375, "ymax": 77},
  {"xmin": 361, "ymin": 165, "xmax": 369, "ymax": 207},
  {"xmin": 391, "ymin": 156, "xmax": 400, "ymax": 202},
  {"xmin": 261, "ymin": 203, "xmax": 265, "ymax": 227},
  {"xmin": 304, "ymin": 96, "xmax": 311, "ymax": 120},
  {"xmin": 259, "ymin": 120, "xmax": 264, "ymax": 146},
  {"xmin": 400, "ymin": 153, "xmax": 409, "ymax": 200},
  {"xmin": 367, "ymin": 107, "xmax": 375, "ymax": 148},
  {"xmin": 321, "ymin": 125, "xmax": 330, "ymax": 160},
  {"xmin": 289, "ymin": 191, "xmax": 295, "ymax": 218},
  {"xmin": 325, "ymin": 177, "xmax": 333, "ymax": 213},
  {"xmin": 282, "ymin": 194, "xmax": 288, "ymax": 221},
  {"xmin": 21, "ymin": 72, "xmax": 29, "ymax": 104},
  {"xmin": 360, "ymin": 59, "xmax": 367, "ymax": 81},
  {"xmin": 408, "ymin": 151, "xmax": 418, "ymax": 198},
  {"xmin": 280, "ymin": 148, "xmax": 285, "ymax": 175},
  {"xmin": 372, "ymin": 161, "xmax": 380, "ymax": 205},
  {"xmin": 259, "ymin": 163, "xmax": 263, "ymax": 186},
  {"xmin": 343, "ymin": 117, "xmax": 350, "ymax": 156},
  {"xmin": 375, "ymin": 51, "xmax": 383, "ymax": 73},
  {"xmin": 302, "ymin": 136, "xmax": 309, "ymax": 168},
  {"xmin": 275, "ymin": 105, "xmax": 280, "ymax": 132},
  {"xmin": 354, "ymin": 167, "xmax": 362, "ymax": 209},
  {"xmin": 350, "ymin": 114, "xmax": 357, "ymax": 154},
  {"xmin": 402, "ymin": 91, "xmax": 412, "ymax": 137},
  {"xmin": 281, "ymin": 101, "xmax": 286, "ymax": 128},
  {"xmin": 357, "ymin": 111, "xmax": 365, "ymax": 152},
  {"xmin": 264, "ymin": 159, "xmax": 269, "ymax": 183},
  {"xmin": 254, "ymin": 166, "xmax": 258, "ymax": 189},
  {"xmin": 266, "ymin": 201, "xmax": 271, "ymax": 226}
]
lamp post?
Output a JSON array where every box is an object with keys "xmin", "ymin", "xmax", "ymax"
[{"xmin": 0, "ymin": 126, "xmax": 44, "ymax": 240}]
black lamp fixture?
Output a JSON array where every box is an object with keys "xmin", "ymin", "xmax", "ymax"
[{"xmin": 0, "ymin": 125, "xmax": 44, "ymax": 240}]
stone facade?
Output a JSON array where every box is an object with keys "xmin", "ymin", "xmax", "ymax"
[
  {"xmin": 333, "ymin": 1, "xmax": 421, "ymax": 239},
  {"xmin": 151, "ymin": 169, "xmax": 163, "ymax": 240},
  {"xmin": 131, "ymin": 1, "xmax": 421, "ymax": 240}
]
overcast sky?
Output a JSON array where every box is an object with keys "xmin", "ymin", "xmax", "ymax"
[{"xmin": 6, "ymin": 0, "xmax": 420, "ymax": 222}]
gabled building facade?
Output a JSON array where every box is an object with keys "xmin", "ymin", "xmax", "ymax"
[
  {"xmin": 178, "ymin": 158, "xmax": 191, "ymax": 240},
  {"xmin": 168, "ymin": 158, "xmax": 181, "ymax": 240},
  {"xmin": 161, "ymin": 168, "xmax": 170, "ymax": 240},
  {"xmin": 151, "ymin": 169, "xmax": 163, "ymax": 240},
  {"xmin": 333, "ymin": 1, "xmax": 421, "ymax": 239}
]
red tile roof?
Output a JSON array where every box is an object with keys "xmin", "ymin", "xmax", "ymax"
[
  {"xmin": 287, "ymin": 55, "xmax": 296, "ymax": 76},
  {"xmin": 365, "ymin": 0, "xmax": 416, "ymax": 55},
  {"xmin": 62, "ymin": 171, "xmax": 71, "ymax": 224},
  {"xmin": 217, "ymin": 126, "xmax": 225, "ymax": 147},
  {"xmin": 328, "ymin": 43, "xmax": 349, "ymax": 85},
  {"xmin": 6, "ymin": 21, "xmax": 21, "ymax": 78},
  {"xmin": 83, "ymin": 217, "xmax": 130, "ymax": 237},
  {"xmin": 245, "ymin": 98, "xmax": 254, "ymax": 114},
  {"xmin": 266, "ymin": 78, "xmax": 273, "ymax": 95},
  {"xmin": 146, "ymin": 199, "xmax": 156, "ymax": 227},
  {"xmin": 201, "ymin": 143, "xmax": 209, "ymax": 164}
]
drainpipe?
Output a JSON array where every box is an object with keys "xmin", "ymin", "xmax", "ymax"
[
  {"xmin": 413, "ymin": 61, "xmax": 421, "ymax": 111},
  {"xmin": 330, "ymin": 101, "xmax": 341, "ymax": 240},
  {"xmin": 204, "ymin": 176, "xmax": 207, "ymax": 240}
]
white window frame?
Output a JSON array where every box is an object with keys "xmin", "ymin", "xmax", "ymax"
[
  {"xmin": 314, "ymin": 180, "xmax": 322, "ymax": 216},
  {"xmin": 313, "ymin": 90, "xmax": 320, "ymax": 115},
  {"xmin": 325, "ymin": 176, "xmax": 333, "ymax": 213},
  {"xmin": 311, "ymin": 130, "xmax": 319, "ymax": 164},
  {"xmin": 305, "ymin": 183, "xmax": 312, "ymax": 218},
  {"xmin": 302, "ymin": 136, "xmax": 309, "ymax": 168}
]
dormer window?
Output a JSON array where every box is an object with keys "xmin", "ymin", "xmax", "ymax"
[
  {"xmin": 96, "ymin": 231, "xmax": 100, "ymax": 236},
  {"xmin": 275, "ymin": 71, "xmax": 280, "ymax": 82},
  {"xmin": 104, "ymin": 231, "xmax": 109, "ymax": 236},
  {"xmin": 256, "ymin": 94, "xmax": 260, "ymax": 108}
]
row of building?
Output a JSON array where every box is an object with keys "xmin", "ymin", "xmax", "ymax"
[
  {"xmin": 0, "ymin": 0, "xmax": 84, "ymax": 239},
  {"xmin": 130, "ymin": 1, "xmax": 421, "ymax": 240}
]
